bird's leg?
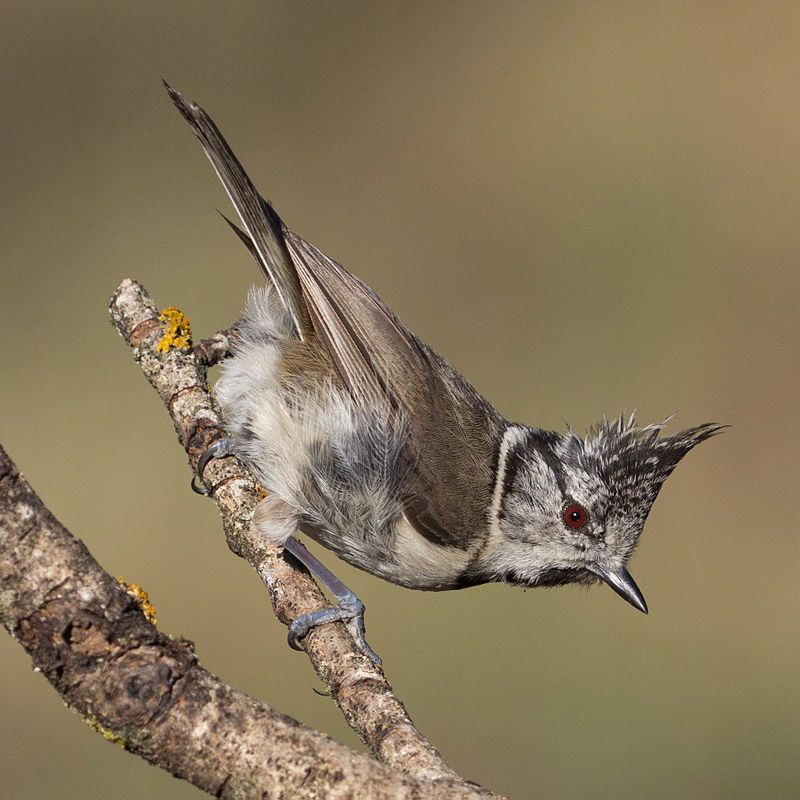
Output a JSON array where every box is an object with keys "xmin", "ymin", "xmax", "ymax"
[
  {"xmin": 192, "ymin": 440, "xmax": 381, "ymax": 662},
  {"xmin": 282, "ymin": 536, "xmax": 381, "ymax": 664}
]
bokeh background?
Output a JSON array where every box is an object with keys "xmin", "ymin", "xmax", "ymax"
[{"xmin": 2, "ymin": 3, "xmax": 798, "ymax": 798}]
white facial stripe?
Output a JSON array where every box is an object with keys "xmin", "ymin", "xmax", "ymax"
[{"xmin": 488, "ymin": 425, "xmax": 528, "ymax": 541}]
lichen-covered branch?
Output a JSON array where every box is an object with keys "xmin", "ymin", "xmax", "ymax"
[
  {"xmin": 107, "ymin": 279, "xmax": 479, "ymax": 786},
  {"xmin": 0, "ymin": 445, "xmax": 497, "ymax": 798}
]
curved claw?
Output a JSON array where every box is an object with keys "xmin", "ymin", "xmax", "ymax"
[
  {"xmin": 191, "ymin": 437, "xmax": 233, "ymax": 495},
  {"xmin": 190, "ymin": 475, "xmax": 211, "ymax": 495},
  {"xmin": 287, "ymin": 625, "xmax": 304, "ymax": 651},
  {"xmin": 345, "ymin": 611, "xmax": 382, "ymax": 665}
]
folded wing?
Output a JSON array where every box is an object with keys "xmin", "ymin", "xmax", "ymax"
[{"xmin": 167, "ymin": 84, "xmax": 504, "ymax": 545}]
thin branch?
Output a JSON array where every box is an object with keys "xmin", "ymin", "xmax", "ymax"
[
  {"xmin": 0, "ymin": 444, "xmax": 496, "ymax": 798},
  {"xmin": 108, "ymin": 279, "xmax": 478, "ymax": 785}
]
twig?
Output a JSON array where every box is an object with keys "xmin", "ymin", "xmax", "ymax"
[
  {"xmin": 108, "ymin": 278, "xmax": 478, "ymax": 785},
  {"xmin": 194, "ymin": 324, "xmax": 239, "ymax": 367},
  {"xmin": 0, "ymin": 444, "xmax": 496, "ymax": 798}
]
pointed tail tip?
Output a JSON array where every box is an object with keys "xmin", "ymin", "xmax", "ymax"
[
  {"xmin": 162, "ymin": 80, "xmax": 197, "ymax": 121},
  {"xmin": 162, "ymin": 78, "xmax": 179, "ymax": 100}
]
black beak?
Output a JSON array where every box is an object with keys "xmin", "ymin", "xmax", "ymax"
[{"xmin": 588, "ymin": 563, "xmax": 648, "ymax": 614}]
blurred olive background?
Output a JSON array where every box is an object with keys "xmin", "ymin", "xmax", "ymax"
[{"xmin": 1, "ymin": 2, "xmax": 798, "ymax": 798}]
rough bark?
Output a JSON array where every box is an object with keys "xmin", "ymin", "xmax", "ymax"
[{"xmin": 0, "ymin": 445, "xmax": 499, "ymax": 798}]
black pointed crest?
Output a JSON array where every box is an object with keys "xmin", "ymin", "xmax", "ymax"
[{"xmin": 577, "ymin": 415, "xmax": 725, "ymax": 520}]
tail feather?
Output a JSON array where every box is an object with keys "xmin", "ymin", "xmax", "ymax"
[
  {"xmin": 218, "ymin": 210, "xmax": 258, "ymax": 258},
  {"xmin": 165, "ymin": 81, "xmax": 308, "ymax": 340}
]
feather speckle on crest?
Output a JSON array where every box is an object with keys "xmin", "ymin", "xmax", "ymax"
[{"xmin": 578, "ymin": 416, "xmax": 725, "ymax": 519}]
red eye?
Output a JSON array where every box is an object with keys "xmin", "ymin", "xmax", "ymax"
[{"xmin": 563, "ymin": 502, "xmax": 588, "ymax": 529}]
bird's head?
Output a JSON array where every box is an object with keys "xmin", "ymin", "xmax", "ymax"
[{"xmin": 483, "ymin": 416, "xmax": 723, "ymax": 611}]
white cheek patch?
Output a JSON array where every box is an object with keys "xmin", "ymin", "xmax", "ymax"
[
  {"xmin": 479, "ymin": 538, "xmax": 584, "ymax": 585},
  {"xmin": 485, "ymin": 428, "xmax": 565, "ymax": 570},
  {"xmin": 518, "ymin": 452, "xmax": 562, "ymax": 515},
  {"xmin": 480, "ymin": 430, "xmax": 605, "ymax": 583}
]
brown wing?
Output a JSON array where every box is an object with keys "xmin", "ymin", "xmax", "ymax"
[
  {"xmin": 283, "ymin": 231, "xmax": 505, "ymax": 544},
  {"xmin": 282, "ymin": 232, "xmax": 425, "ymax": 406},
  {"xmin": 168, "ymin": 84, "xmax": 504, "ymax": 544}
]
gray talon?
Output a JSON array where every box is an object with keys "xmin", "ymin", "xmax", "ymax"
[
  {"xmin": 191, "ymin": 437, "xmax": 233, "ymax": 495},
  {"xmin": 346, "ymin": 613, "xmax": 381, "ymax": 664},
  {"xmin": 190, "ymin": 475, "xmax": 211, "ymax": 495}
]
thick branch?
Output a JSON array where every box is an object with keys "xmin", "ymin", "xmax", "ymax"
[
  {"xmin": 108, "ymin": 279, "xmax": 479, "ymax": 786},
  {"xmin": 0, "ymin": 445, "xmax": 495, "ymax": 798}
]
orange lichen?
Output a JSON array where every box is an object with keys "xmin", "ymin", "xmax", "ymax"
[
  {"xmin": 117, "ymin": 577, "xmax": 158, "ymax": 624},
  {"xmin": 156, "ymin": 306, "xmax": 192, "ymax": 352}
]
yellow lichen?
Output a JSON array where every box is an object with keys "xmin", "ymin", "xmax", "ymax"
[
  {"xmin": 81, "ymin": 713, "xmax": 127, "ymax": 748},
  {"xmin": 117, "ymin": 577, "xmax": 158, "ymax": 625},
  {"xmin": 156, "ymin": 306, "xmax": 192, "ymax": 352}
]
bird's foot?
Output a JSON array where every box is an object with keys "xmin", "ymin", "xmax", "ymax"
[
  {"xmin": 191, "ymin": 436, "xmax": 233, "ymax": 495},
  {"xmin": 283, "ymin": 536, "xmax": 381, "ymax": 664},
  {"xmin": 288, "ymin": 591, "xmax": 381, "ymax": 664}
]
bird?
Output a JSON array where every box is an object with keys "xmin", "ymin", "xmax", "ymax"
[{"xmin": 165, "ymin": 82, "xmax": 722, "ymax": 663}]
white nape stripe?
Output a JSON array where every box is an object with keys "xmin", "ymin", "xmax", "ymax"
[{"xmin": 488, "ymin": 425, "xmax": 528, "ymax": 540}]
